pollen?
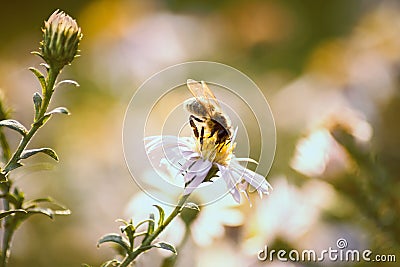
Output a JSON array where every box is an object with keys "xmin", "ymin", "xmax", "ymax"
[{"xmin": 194, "ymin": 133, "xmax": 235, "ymax": 166}]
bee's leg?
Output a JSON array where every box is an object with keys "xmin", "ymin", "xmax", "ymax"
[
  {"xmin": 189, "ymin": 117, "xmax": 199, "ymax": 139},
  {"xmin": 191, "ymin": 115, "xmax": 204, "ymax": 123},
  {"xmin": 200, "ymin": 126, "xmax": 205, "ymax": 149}
]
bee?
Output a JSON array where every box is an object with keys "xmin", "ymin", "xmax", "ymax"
[{"xmin": 184, "ymin": 79, "xmax": 232, "ymax": 147}]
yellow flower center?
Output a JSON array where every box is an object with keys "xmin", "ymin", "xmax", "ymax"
[{"xmin": 194, "ymin": 132, "xmax": 235, "ymax": 166}]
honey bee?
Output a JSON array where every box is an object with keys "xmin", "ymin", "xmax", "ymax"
[{"xmin": 184, "ymin": 79, "xmax": 232, "ymax": 146}]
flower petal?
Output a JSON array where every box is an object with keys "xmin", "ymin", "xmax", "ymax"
[
  {"xmin": 231, "ymin": 127, "xmax": 239, "ymax": 143},
  {"xmin": 145, "ymin": 135, "xmax": 193, "ymax": 155},
  {"xmin": 230, "ymin": 160, "xmax": 272, "ymax": 196},
  {"xmin": 237, "ymin": 180, "xmax": 252, "ymax": 206},
  {"xmin": 145, "ymin": 135, "xmax": 199, "ymax": 179},
  {"xmin": 218, "ymin": 164, "xmax": 241, "ymax": 203},
  {"xmin": 183, "ymin": 160, "xmax": 212, "ymax": 195},
  {"xmin": 234, "ymin": 157, "xmax": 259, "ymax": 165}
]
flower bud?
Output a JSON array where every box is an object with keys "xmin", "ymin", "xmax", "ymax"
[{"xmin": 39, "ymin": 10, "xmax": 82, "ymax": 70}]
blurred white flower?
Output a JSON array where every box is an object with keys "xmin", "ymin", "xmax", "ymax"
[
  {"xmin": 243, "ymin": 177, "xmax": 335, "ymax": 254},
  {"xmin": 290, "ymin": 107, "xmax": 372, "ymax": 177},
  {"xmin": 191, "ymin": 195, "xmax": 243, "ymax": 246},
  {"xmin": 196, "ymin": 239, "xmax": 245, "ymax": 267},
  {"xmin": 145, "ymin": 128, "xmax": 272, "ymax": 204},
  {"xmin": 290, "ymin": 129, "xmax": 348, "ymax": 177}
]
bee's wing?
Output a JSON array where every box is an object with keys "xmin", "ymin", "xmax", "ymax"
[{"xmin": 186, "ymin": 79, "xmax": 221, "ymax": 116}]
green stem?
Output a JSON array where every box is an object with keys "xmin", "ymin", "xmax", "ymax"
[
  {"xmin": 0, "ymin": 131, "xmax": 10, "ymax": 164},
  {"xmin": 0, "ymin": 166, "xmax": 11, "ymax": 267},
  {"xmin": 0, "ymin": 97, "xmax": 12, "ymax": 267},
  {"xmin": 0, "ymin": 218, "xmax": 16, "ymax": 267},
  {"xmin": 0, "ymin": 67, "xmax": 60, "ymax": 267},
  {"xmin": 2, "ymin": 68, "xmax": 59, "ymax": 175},
  {"xmin": 119, "ymin": 194, "xmax": 191, "ymax": 267}
]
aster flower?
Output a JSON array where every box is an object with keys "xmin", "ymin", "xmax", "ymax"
[{"xmin": 145, "ymin": 125, "xmax": 272, "ymax": 204}]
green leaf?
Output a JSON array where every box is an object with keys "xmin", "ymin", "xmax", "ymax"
[
  {"xmin": 55, "ymin": 79, "xmax": 80, "ymax": 89},
  {"xmin": 31, "ymin": 51, "xmax": 45, "ymax": 62},
  {"xmin": 29, "ymin": 67, "xmax": 46, "ymax": 91},
  {"xmin": 142, "ymin": 213, "xmax": 155, "ymax": 244},
  {"xmin": 183, "ymin": 202, "xmax": 200, "ymax": 211},
  {"xmin": 39, "ymin": 63, "xmax": 50, "ymax": 71},
  {"xmin": 135, "ymin": 218, "xmax": 156, "ymax": 229},
  {"xmin": 20, "ymin": 148, "xmax": 59, "ymax": 161},
  {"xmin": 33, "ymin": 92, "xmax": 43, "ymax": 120},
  {"xmin": 153, "ymin": 205, "xmax": 165, "ymax": 227},
  {"xmin": 45, "ymin": 107, "xmax": 70, "ymax": 116},
  {"xmin": 27, "ymin": 208, "xmax": 54, "ymax": 219},
  {"xmin": 0, "ymin": 193, "xmax": 20, "ymax": 207},
  {"xmin": 0, "ymin": 119, "xmax": 28, "ymax": 136},
  {"xmin": 54, "ymin": 209, "xmax": 71, "ymax": 215},
  {"xmin": 147, "ymin": 213, "xmax": 155, "ymax": 235},
  {"xmin": 4, "ymin": 162, "xmax": 23, "ymax": 173},
  {"xmin": 23, "ymin": 197, "xmax": 67, "ymax": 210},
  {"xmin": 25, "ymin": 207, "xmax": 71, "ymax": 220},
  {"xmin": 97, "ymin": 233, "xmax": 130, "ymax": 253},
  {"xmin": 22, "ymin": 197, "xmax": 70, "ymax": 220},
  {"xmin": 154, "ymin": 242, "xmax": 177, "ymax": 254},
  {"xmin": 0, "ymin": 209, "xmax": 27, "ymax": 220},
  {"xmin": 120, "ymin": 222, "xmax": 135, "ymax": 248},
  {"xmin": 13, "ymin": 187, "xmax": 25, "ymax": 203}
]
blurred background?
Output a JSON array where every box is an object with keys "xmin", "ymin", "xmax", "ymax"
[{"xmin": 0, "ymin": 0, "xmax": 399, "ymax": 266}]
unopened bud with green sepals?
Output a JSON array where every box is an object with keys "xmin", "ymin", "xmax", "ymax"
[{"xmin": 38, "ymin": 9, "xmax": 82, "ymax": 71}]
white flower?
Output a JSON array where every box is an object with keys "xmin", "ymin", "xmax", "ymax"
[
  {"xmin": 145, "ymin": 127, "xmax": 272, "ymax": 204},
  {"xmin": 242, "ymin": 177, "xmax": 335, "ymax": 254}
]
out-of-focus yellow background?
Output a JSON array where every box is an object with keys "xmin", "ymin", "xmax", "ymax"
[{"xmin": 1, "ymin": 0, "xmax": 399, "ymax": 266}]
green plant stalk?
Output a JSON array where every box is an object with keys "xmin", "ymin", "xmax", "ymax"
[
  {"xmin": 0, "ymin": 132, "xmax": 10, "ymax": 164},
  {"xmin": 0, "ymin": 67, "xmax": 60, "ymax": 267},
  {"xmin": 119, "ymin": 194, "xmax": 191, "ymax": 267},
  {"xmin": 0, "ymin": 215, "xmax": 17, "ymax": 267},
  {"xmin": 3, "ymin": 68, "xmax": 59, "ymax": 175},
  {"xmin": 0, "ymin": 132, "xmax": 11, "ymax": 267}
]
